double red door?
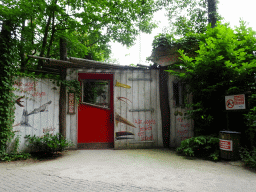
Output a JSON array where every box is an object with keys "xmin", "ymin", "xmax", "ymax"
[{"xmin": 78, "ymin": 73, "xmax": 114, "ymax": 148}]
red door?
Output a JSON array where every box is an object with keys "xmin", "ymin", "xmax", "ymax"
[{"xmin": 78, "ymin": 73, "xmax": 114, "ymax": 149}]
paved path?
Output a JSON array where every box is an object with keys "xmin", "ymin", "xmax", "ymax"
[{"xmin": 1, "ymin": 149, "xmax": 256, "ymax": 191}]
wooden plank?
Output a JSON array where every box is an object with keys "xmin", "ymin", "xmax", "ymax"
[
  {"xmin": 138, "ymin": 70, "xmax": 146, "ymax": 143},
  {"xmin": 128, "ymin": 78, "xmax": 152, "ymax": 81},
  {"xmin": 65, "ymin": 72, "xmax": 71, "ymax": 142},
  {"xmin": 144, "ymin": 70, "xmax": 153, "ymax": 145},
  {"xmin": 155, "ymin": 70, "xmax": 163, "ymax": 147},
  {"xmin": 114, "ymin": 70, "xmax": 122, "ymax": 149},
  {"xmin": 129, "ymin": 109, "xmax": 154, "ymax": 112},
  {"xmin": 132, "ymin": 70, "xmax": 140, "ymax": 145},
  {"xmin": 128, "ymin": 70, "xmax": 141, "ymax": 146},
  {"xmin": 53, "ymin": 79, "xmax": 60, "ymax": 135},
  {"xmin": 168, "ymin": 74, "xmax": 175, "ymax": 148},
  {"xmin": 118, "ymin": 69, "xmax": 129, "ymax": 148},
  {"xmin": 149, "ymin": 69, "xmax": 158, "ymax": 146},
  {"xmin": 69, "ymin": 68, "xmax": 78, "ymax": 147},
  {"xmin": 122, "ymin": 70, "xmax": 136, "ymax": 148}
]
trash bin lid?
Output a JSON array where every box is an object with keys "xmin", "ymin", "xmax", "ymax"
[{"xmin": 220, "ymin": 131, "xmax": 241, "ymax": 134}]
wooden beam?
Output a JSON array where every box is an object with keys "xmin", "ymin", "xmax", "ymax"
[
  {"xmin": 159, "ymin": 66, "xmax": 170, "ymax": 148},
  {"xmin": 59, "ymin": 38, "xmax": 67, "ymax": 139}
]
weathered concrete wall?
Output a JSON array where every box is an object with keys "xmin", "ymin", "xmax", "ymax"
[{"xmin": 11, "ymin": 77, "xmax": 60, "ymax": 152}]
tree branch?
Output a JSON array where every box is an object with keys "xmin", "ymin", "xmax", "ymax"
[
  {"xmin": 38, "ymin": 14, "xmax": 52, "ymax": 69},
  {"xmin": 47, "ymin": 11, "xmax": 56, "ymax": 58}
]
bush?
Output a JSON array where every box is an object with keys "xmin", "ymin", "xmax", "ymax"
[
  {"xmin": 0, "ymin": 136, "xmax": 31, "ymax": 162},
  {"xmin": 240, "ymin": 147, "xmax": 256, "ymax": 169},
  {"xmin": 25, "ymin": 133, "xmax": 73, "ymax": 157},
  {"xmin": 176, "ymin": 135, "xmax": 220, "ymax": 161},
  {"xmin": 0, "ymin": 151, "xmax": 31, "ymax": 161}
]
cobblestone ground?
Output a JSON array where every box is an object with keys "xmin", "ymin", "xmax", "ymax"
[
  {"xmin": 0, "ymin": 169, "xmax": 182, "ymax": 192},
  {"xmin": 1, "ymin": 149, "xmax": 256, "ymax": 192}
]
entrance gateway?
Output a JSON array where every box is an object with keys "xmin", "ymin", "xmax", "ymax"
[{"xmin": 66, "ymin": 66, "xmax": 164, "ymax": 149}]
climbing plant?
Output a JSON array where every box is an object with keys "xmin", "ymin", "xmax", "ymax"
[{"xmin": 0, "ymin": 20, "xmax": 18, "ymax": 154}]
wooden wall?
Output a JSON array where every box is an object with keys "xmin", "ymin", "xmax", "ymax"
[
  {"xmin": 11, "ymin": 77, "xmax": 60, "ymax": 152},
  {"xmin": 168, "ymin": 74, "xmax": 194, "ymax": 148},
  {"xmin": 66, "ymin": 68, "xmax": 163, "ymax": 149}
]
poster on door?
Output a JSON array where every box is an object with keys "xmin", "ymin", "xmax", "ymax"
[{"xmin": 225, "ymin": 94, "xmax": 245, "ymax": 110}]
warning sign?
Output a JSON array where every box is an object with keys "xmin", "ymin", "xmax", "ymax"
[
  {"xmin": 219, "ymin": 139, "xmax": 233, "ymax": 151},
  {"xmin": 225, "ymin": 94, "xmax": 245, "ymax": 110}
]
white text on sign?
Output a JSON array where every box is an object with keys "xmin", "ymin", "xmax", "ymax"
[{"xmin": 219, "ymin": 139, "xmax": 233, "ymax": 151}]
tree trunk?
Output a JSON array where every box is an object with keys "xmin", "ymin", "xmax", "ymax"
[
  {"xmin": 59, "ymin": 37, "xmax": 67, "ymax": 139},
  {"xmin": 38, "ymin": 15, "xmax": 52, "ymax": 69},
  {"xmin": 159, "ymin": 67, "xmax": 170, "ymax": 148},
  {"xmin": 19, "ymin": 19, "xmax": 25, "ymax": 71},
  {"xmin": 208, "ymin": 0, "xmax": 217, "ymax": 28}
]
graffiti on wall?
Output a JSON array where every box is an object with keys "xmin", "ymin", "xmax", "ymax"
[
  {"xmin": 43, "ymin": 126, "xmax": 56, "ymax": 134},
  {"xmin": 14, "ymin": 81, "xmax": 46, "ymax": 98},
  {"xmin": 115, "ymin": 80, "xmax": 155, "ymax": 142},
  {"xmin": 115, "ymin": 113, "xmax": 136, "ymax": 140},
  {"xmin": 176, "ymin": 116, "xmax": 192, "ymax": 141},
  {"xmin": 11, "ymin": 78, "xmax": 59, "ymax": 152},
  {"xmin": 13, "ymin": 101, "xmax": 52, "ymax": 130},
  {"xmin": 115, "ymin": 131, "xmax": 134, "ymax": 140},
  {"xmin": 117, "ymin": 97, "xmax": 132, "ymax": 104},
  {"xmin": 115, "ymin": 81, "xmax": 131, "ymax": 89},
  {"xmin": 134, "ymin": 119, "xmax": 155, "ymax": 141},
  {"xmin": 115, "ymin": 113, "xmax": 136, "ymax": 128}
]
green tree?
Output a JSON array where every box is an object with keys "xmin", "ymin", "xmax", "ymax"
[
  {"xmin": 0, "ymin": 0, "xmax": 163, "ymax": 153},
  {"xmin": 0, "ymin": 0, "xmax": 161, "ymax": 69},
  {"xmin": 159, "ymin": 0, "xmax": 221, "ymax": 36},
  {"xmin": 166, "ymin": 21, "xmax": 256, "ymax": 137}
]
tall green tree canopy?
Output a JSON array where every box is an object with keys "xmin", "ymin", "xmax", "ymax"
[
  {"xmin": 158, "ymin": 0, "xmax": 220, "ymax": 36},
  {"xmin": 0, "ymin": 0, "xmax": 160, "ymax": 69},
  {"xmin": 167, "ymin": 21, "xmax": 256, "ymax": 136}
]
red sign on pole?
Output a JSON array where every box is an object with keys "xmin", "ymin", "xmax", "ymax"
[
  {"xmin": 225, "ymin": 94, "xmax": 245, "ymax": 110},
  {"xmin": 219, "ymin": 139, "xmax": 232, "ymax": 151}
]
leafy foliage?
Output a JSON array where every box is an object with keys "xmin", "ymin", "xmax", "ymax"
[
  {"xmin": 0, "ymin": 136, "xmax": 31, "ymax": 162},
  {"xmin": 25, "ymin": 133, "xmax": 73, "ymax": 157},
  {"xmin": 158, "ymin": 0, "xmax": 222, "ymax": 36},
  {"xmin": 166, "ymin": 21, "xmax": 256, "ymax": 136},
  {"xmin": 243, "ymin": 93, "xmax": 256, "ymax": 148},
  {"xmin": 0, "ymin": 0, "xmax": 161, "ymax": 69},
  {"xmin": 0, "ymin": 1, "xmax": 162, "ymax": 153},
  {"xmin": 0, "ymin": 20, "xmax": 19, "ymax": 154},
  {"xmin": 240, "ymin": 147, "xmax": 256, "ymax": 169},
  {"xmin": 176, "ymin": 135, "xmax": 220, "ymax": 161}
]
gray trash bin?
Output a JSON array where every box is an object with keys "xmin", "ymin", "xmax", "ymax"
[{"xmin": 219, "ymin": 131, "xmax": 241, "ymax": 160}]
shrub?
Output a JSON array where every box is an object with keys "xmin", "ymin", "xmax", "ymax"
[
  {"xmin": 176, "ymin": 135, "xmax": 220, "ymax": 161},
  {"xmin": 0, "ymin": 151, "xmax": 31, "ymax": 161},
  {"xmin": 25, "ymin": 133, "xmax": 73, "ymax": 156},
  {"xmin": 0, "ymin": 136, "xmax": 31, "ymax": 162},
  {"xmin": 240, "ymin": 147, "xmax": 256, "ymax": 169}
]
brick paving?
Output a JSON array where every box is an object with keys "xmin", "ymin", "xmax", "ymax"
[{"xmin": 0, "ymin": 168, "xmax": 182, "ymax": 192}]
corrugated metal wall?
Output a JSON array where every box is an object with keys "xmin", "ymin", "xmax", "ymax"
[{"xmin": 11, "ymin": 77, "xmax": 60, "ymax": 152}]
